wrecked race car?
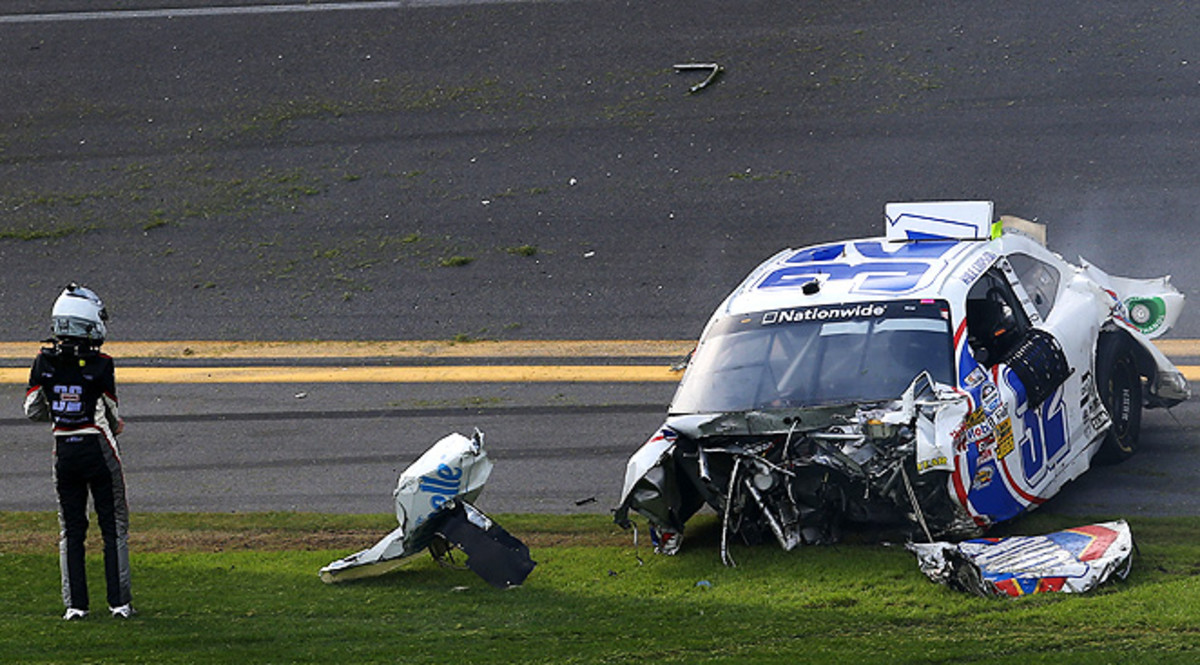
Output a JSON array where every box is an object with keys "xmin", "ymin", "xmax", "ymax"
[{"xmin": 615, "ymin": 201, "xmax": 1189, "ymax": 564}]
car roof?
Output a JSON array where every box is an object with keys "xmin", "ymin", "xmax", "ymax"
[{"xmin": 717, "ymin": 234, "xmax": 1029, "ymax": 317}]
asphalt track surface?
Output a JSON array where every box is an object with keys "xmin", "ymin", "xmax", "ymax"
[{"xmin": 2, "ymin": 2, "xmax": 1200, "ymax": 523}]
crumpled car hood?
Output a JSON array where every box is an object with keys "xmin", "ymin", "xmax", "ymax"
[{"xmin": 617, "ymin": 374, "xmax": 980, "ymax": 564}]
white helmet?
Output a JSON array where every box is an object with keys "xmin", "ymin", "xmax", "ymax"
[{"xmin": 51, "ymin": 283, "xmax": 108, "ymax": 343}]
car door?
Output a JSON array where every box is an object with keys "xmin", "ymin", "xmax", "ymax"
[
  {"xmin": 1006, "ymin": 249, "xmax": 1112, "ymax": 472},
  {"xmin": 954, "ymin": 259, "xmax": 1079, "ymax": 524}
]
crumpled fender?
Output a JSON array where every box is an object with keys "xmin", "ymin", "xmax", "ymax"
[
  {"xmin": 614, "ymin": 426, "xmax": 681, "ymax": 531},
  {"xmin": 1080, "ymin": 258, "xmax": 1190, "ymax": 405},
  {"xmin": 1080, "ymin": 257, "xmax": 1184, "ymax": 340}
]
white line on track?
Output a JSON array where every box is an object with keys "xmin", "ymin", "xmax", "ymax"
[{"xmin": 0, "ymin": 1, "xmax": 518, "ymax": 24}]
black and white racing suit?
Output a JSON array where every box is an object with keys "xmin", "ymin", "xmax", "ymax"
[{"xmin": 24, "ymin": 342, "xmax": 131, "ymax": 613}]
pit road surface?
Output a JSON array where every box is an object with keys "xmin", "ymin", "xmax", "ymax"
[{"xmin": 2, "ymin": 1, "xmax": 1199, "ymax": 521}]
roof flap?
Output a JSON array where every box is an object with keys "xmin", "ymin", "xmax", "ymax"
[{"xmin": 885, "ymin": 201, "xmax": 996, "ymax": 241}]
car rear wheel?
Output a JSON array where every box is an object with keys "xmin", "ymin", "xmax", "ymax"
[{"xmin": 1095, "ymin": 333, "xmax": 1143, "ymax": 464}]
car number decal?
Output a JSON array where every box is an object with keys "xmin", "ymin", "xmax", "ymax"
[{"xmin": 758, "ymin": 241, "xmax": 960, "ymax": 295}]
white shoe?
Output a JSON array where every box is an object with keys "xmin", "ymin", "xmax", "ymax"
[
  {"xmin": 63, "ymin": 608, "xmax": 88, "ymax": 621},
  {"xmin": 109, "ymin": 604, "xmax": 135, "ymax": 619}
]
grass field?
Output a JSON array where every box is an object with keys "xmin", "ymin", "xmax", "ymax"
[{"xmin": 1, "ymin": 511, "xmax": 1198, "ymax": 664}]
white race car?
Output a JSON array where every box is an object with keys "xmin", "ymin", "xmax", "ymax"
[{"xmin": 615, "ymin": 201, "xmax": 1189, "ymax": 562}]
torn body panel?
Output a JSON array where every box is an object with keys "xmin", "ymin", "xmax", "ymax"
[
  {"xmin": 908, "ymin": 520, "xmax": 1134, "ymax": 596},
  {"xmin": 434, "ymin": 501, "xmax": 536, "ymax": 589},
  {"xmin": 1076, "ymin": 258, "xmax": 1189, "ymax": 406},
  {"xmin": 1080, "ymin": 259, "xmax": 1184, "ymax": 341},
  {"xmin": 320, "ymin": 430, "xmax": 534, "ymax": 587}
]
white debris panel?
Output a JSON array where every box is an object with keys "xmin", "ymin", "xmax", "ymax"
[{"xmin": 907, "ymin": 520, "xmax": 1134, "ymax": 597}]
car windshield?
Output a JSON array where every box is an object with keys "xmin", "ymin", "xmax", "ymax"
[{"xmin": 670, "ymin": 299, "xmax": 955, "ymax": 413}]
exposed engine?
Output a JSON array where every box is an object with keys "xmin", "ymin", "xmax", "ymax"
[{"xmin": 616, "ymin": 374, "xmax": 981, "ymax": 565}]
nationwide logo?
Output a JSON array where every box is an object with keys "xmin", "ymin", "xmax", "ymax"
[{"xmin": 762, "ymin": 303, "xmax": 886, "ymax": 325}]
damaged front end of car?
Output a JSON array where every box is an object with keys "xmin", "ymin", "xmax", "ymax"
[{"xmin": 615, "ymin": 373, "xmax": 981, "ymax": 565}]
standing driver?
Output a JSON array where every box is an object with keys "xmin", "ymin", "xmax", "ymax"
[{"xmin": 24, "ymin": 283, "xmax": 134, "ymax": 620}]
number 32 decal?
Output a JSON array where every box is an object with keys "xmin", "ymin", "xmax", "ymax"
[{"xmin": 1005, "ymin": 370, "xmax": 1069, "ymax": 485}]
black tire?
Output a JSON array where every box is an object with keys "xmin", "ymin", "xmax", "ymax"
[{"xmin": 1094, "ymin": 333, "xmax": 1143, "ymax": 464}]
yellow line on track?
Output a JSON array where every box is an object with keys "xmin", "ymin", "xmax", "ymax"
[
  {"xmin": 0, "ymin": 338, "xmax": 1195, "ymax": 360},
  {"xmin": 1171, "ymin": 366, "xmax": 1200, "ymax": 381},
  {"xmin": 1148, "ymin": 339, "xmax": 1200, "ymax": 356},
  {"xmin": 0, "ymin": 365, "xmax": 681, "ymax": 384},
  {"xmin": 0, "ymin": 340, "xmax": 1197, "ymax": 384},
  {"xmin": 0, "ymin": 340, "xmax": 694, "ymax": 360},
  {"xmin": 3, "ymin": 364, "xmax": 1198, "ymax": 385}
]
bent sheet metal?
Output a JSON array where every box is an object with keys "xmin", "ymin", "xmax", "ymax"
[
  {"xmin": 615, "ymin": 202, "xmax": 1188, "ymax": 563},
  {"xmin": 907, "ymin": 520, "xmax": 1134, "ymax": 597},
  {"xmin": 319, "ymin": 429, "xmax": 535, "ymax": 588}
]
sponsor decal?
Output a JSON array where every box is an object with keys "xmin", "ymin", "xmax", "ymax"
[
  {"xmin": 988, "ymin": 408, "xmax": 1010, "ymax": 427},
  {"xmin": 52, "ymin": 385, "xmax": 84, "ymax": 415},
  {"xmin": 994, "ymin": 418, "xmax": 1015, "ymax": 459},
  {"xmin": 957, "ymin": 407, "xmax": 1000, "ymax": 460},
  {"xmin": 965, "ymin": 367, "xmax": 988, "ymax": 388},
  {"xmin": 951, "ymin": 408, "xmax": 988, "ymax": 453},
  {"xmin": 952, "ymin": 425, "xmax": 969, "ymax": 453},
  {"xmin": 918, "ymin": 456, "xmax": 949, "ymax": 473},
  {"xmin": 419, "ymin": 463, "xmax": 464, "ymax": 511},
  {"xmin": 1125, "ymin": 297, "xmax": 1166, "ymax": 335},
  {"xmin": 959, "ymin": 250, "xmax": 998, "ymax": 285},
  {"xmin": 965, "ymin": 422, "xmax": 992, "ymax": 446},
  {"xmin": 761, "ymin": 303, "xmax": 886, "ymax": 325},
  {"xmin": 964, "ymin": 405, "xmax": 984, "ymax": 427},
  {"xmin": 963, "ymin": 408, "xmax": 987, "ymax": 428},
  {"xmin": 977, "ymin": 440, "xmax": 997, "ymax": 463},
  {"xmin": 981, "ymin": 383, "xmax": 1002, "ymax": 413},
  {"xmin": 973, "ymin": 465, "xmax": 995, "ymax": 490}
]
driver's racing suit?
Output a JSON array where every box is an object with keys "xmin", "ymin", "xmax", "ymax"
[{"xmin": 24, "ymin": 341, "xmax": 131, "ymax": 613}]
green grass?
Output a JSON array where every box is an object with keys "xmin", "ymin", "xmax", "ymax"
[
  {"xmin": 0, "ymin": 223, "xmax": 95, "ymax": 241},
  {"xmin": 437, "ymin": 255, "xmax": 474, "ymax": 268},
  {"xmin": 1, "ymin": 512, "xmax": 1198, "ymax": 664},
  {"xmin": 505, "ymin": 244, "xmax": 539, "ymax": 257}
]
